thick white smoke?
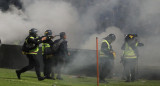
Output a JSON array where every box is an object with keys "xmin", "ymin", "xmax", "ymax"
[
  {"xmin": 72, "ymin": 0, "xmax": 160, "ymax": 75},
  {"xmin": 0, "ymin": 0, "xmax": 160, "ymax": 76},
  {"xmin": 0, "ymin": 0, "xmax": 79, "ymax": 47},
  {"xmin": 123, "ymin": 0, "xmax": 160, "ymax": 67}
]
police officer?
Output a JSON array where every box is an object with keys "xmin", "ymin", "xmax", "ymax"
[
  {"xmin": 121, "ymin": 34, "xmax": 144, "ymax": 82},
  {"xmin": 99, "ymin": 34, "xmax": 116, "ymax": 83},
  {"xmin": 53, "ymin": 32, "xmax": 69, "ymax": 80},
  {"xmin": 42, "ymin": 30, "xmax": 55, "ymax": 79},
  {"xmin": 16, "ymin": 28, "xmax": 46, "ymax": 81}
]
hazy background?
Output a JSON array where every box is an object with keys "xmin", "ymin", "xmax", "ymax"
[{"xmin": 0, "ymin": 0, "xmax": 160, "ymax": 76}]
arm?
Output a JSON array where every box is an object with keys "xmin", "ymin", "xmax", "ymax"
[
  {"xmin": 62, "ymin": 41, "xmax": 69, "ymax": 56},
  {"xmin": 137, "ymin": 43, "xmax": 144, "ymax": 47},
  {"xmin": 27, "ymin": 36, "xmax": 46, "ymax": 45},
  {"xmin": 27, "ymin": 37, "xmax": 42, "ymax": 45}
]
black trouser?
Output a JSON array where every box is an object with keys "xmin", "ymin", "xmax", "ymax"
[
  {"xmin": 51, "ymin": 57, "xmax": 58, "ymax": 78},
  {"xmin": 99, "ymin": 57, "xmax": 114, "ymax": 81},
  {"xmin": 124, "ymin": 58, "xmax": 137, "ymax": 81},
  {"xmin": 56, "ymin": 55, "xmax": 65, "ymax": 78},
  {"xmin": 17, "ymin": 54, "xmax": 41, "ymax": 78},
  {"xmin": 43, "ymin": 55, "xmax": 53, "ymax": 77}
]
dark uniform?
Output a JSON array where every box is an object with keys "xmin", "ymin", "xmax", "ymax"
[
  {"xmin": 42, "ymin": 30, "xmax": 55, "ymax": 79},
  {"xmin": 53, "ymin": 32, "xmax": 68, "ymax": 80},
  {"xmin": 99, "ymin": 34, "xmax": 116, "ymax": 83},
  {"xmin": 16, "ymin": 28, "xmax": 45, "ymax": 81},
  {"xmin": 121, "ymin": 34, "xmax": 144, "ymax": 82},
  {"xmin": 42, "ymin": 39, "xmax": 54, "ymax": 78}
]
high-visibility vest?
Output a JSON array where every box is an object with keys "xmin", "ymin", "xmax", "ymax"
[
  {"xmin": 123, "ymin": 42, "xmax": 138, "ymax": 58},
  {"xmin": 100, "ymin": 40, "xmax": 111, "ymax": 57},
  {"xmin": 42, "ymin": 43, "xmax": 51, "ymax": 55},
  {"xmin": 26, "ymin": 36, "xmax": 39, "ymax": 54}
]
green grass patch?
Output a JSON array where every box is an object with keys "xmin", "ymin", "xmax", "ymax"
[{"xmin": 0, "ymin": 68, "xmax": 159, "ymax": 86}]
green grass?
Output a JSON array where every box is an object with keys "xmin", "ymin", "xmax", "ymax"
[{"xmin": 0, "ymin": 68, "xmax": 159, "ymax": 86}]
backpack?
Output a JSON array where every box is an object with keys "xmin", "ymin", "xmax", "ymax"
[
  {"xmin": 22, "ymin": 36, "xmax": 36, "ymax": 53},
  {"xmin": 43, "ymin": 44, "xmax": 52, "ymax": 55},
  {"xmin": 52, "ymin": 39, "xmax": 64, "ymax": 53}
]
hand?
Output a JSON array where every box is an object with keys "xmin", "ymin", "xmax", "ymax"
[
  {"xmin": 112, "ymin": 51, "xmax": 116, "ymax": 59},
  {"xmin": 41, "ymin": 37, "xmax": 47, "ymax": 41},
  {"xmin": 68, "ymin": 52, "xmax": 70, "ymax": 56},
  {"xmin": 138, "ymin": 43, "xmax": 144, "ymax": 47}
]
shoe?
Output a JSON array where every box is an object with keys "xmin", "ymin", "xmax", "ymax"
[
  {"xmin": 45, "ymin": 76, "xmax": 54, "ymax": 79},
  {"xmin": 16, "ymin": 70, "xmax": 21, "ymax": 79},
  {"xmin": 125, "ymin": 80, "xmax": 131, "ymax": 82},
  {"xmin": 38, "ymin": 77, "xmax": 45, "ymax": 81},
  {"xmin": 99, "ymin": 80, "xmax": 109, "ymax": 83}
]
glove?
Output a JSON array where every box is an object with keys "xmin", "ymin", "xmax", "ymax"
[{"xmin": 112, "ymin": 51, "xmax": 116, "ymax": 59}]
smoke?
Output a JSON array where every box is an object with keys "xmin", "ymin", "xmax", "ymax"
[
  {"xmin": 121, "ymin": 0, "xmax": 160, "ymax": 67},
  {"xmin": 0, "ymin": 0, "xmax": 79, "ymax": 46},
  {"xmin": 65, "ymin": 0, "xmax": 160, "ymax": 76},
  {"xmin": 76, "ymin": 0, "xmax": 160, "ymax": 76},
  {"xmin": 0, "ymin": 0, "xmax": 160, "ymax": 77}
]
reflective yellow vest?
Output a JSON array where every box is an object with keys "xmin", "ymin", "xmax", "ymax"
[
  {"xmin": 42, "ymin": 43, "xmax": 51, "ymax": 55},
  {"xmin": 100, "ymin": 40, "xmax": 111, "ymax": 57},
  {"xmin": 123, "ymin": 42, "xmax": 138, "ymax": 58},
  {"xmin": 26, "ymin": 36, "xmax": 39, "ymax": 54}
]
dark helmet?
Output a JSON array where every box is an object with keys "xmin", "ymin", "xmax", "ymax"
[
  {"xmin": 125, "ymin": 34, "xmax": 138, "ymax": 41},
  {"xmin": 44, "ymin": 30, "xmax": 52, "ymax": 36},
  {"xmin": 29, "ymin": 28, "xmax": 38, "ymax": 36},
  {"xmin": 107, "ymin": 34, "xmax": 116, "ymax": 41},
  {"xmin": 60, "ymin": 32, "xmax": 66, "ymax": 38}
]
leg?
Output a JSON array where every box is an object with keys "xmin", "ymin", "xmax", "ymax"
[
  {"xmin": 56, "ymin": 56, "xmax": 64, "ymax": 80},
  {"xmin": 45, "ymin": 58, "xmax": 52, "ymax": 78},
  {"xmin": 43, "ymin": 55, "xmax": 47, "ymax": 76},
  {"xmin": 99, "ymin": 60, "xmax": 105, "ymax": 81},
  {"xmin": 124, "ymin": 60, "xmax": 131, "ymax": 82},
  {"xmin": 99, "ymin": 58, "xmax": 108, "ymax": 83},
  {"xmin": 16, "ymin": 54, "xmax": 35, "ymax": 79},
  {"xmin": 51, "ymin": 57, "xmax": 57, "ymax": 79},
  {"xmin": 31, "ymin": 55, "xmax": 42, "ymax": 79},
  {"xmin": 131, "ymin": 61, "xmax": 136, "ymax": 82},
  {"xmin": 106, "ymin": 59, "xmax": 114, "ymax": 79}
]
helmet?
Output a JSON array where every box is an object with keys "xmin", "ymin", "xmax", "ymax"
[
  {"xmin": 29, "ymin": 28, "xmax": 38, "ymax": 37},
  {"xmin": 125, "ymin": 34, "xmax": 137, "ymax": 40},
  {"xmin": 125, "ymin": 34, "xmax": 138, "ymax": 42},
  {"xmin": 60, "ymin": 32, "xmax": 66, "ymax": 38},
  {"xmin": 44, "ymin": 30, "xmax": 52, "ymax": 36},
  {"xmin": 107, "ymin": 34, "xmax": 116, "ymax": 41}
]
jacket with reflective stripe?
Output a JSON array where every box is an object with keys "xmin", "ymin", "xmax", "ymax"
[
  {"xmin": 100, "ymin": 40, "xmax": 111, "ymax": 57},
  {"xmin": 42, "ymin": 43, "xmax": 51, "ymax": 55},
  {"xmin": 123, "ymin": 42, "xmax": 138, "ymax": 58},
  {"xmin": 26, "ymin": 36, "xmax": 39, "ymax": 54}
]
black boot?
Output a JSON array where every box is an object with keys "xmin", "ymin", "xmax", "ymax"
[
  {"xmin": 38, "ymin": 77, "xmax": 45, "ymax": 81},
  {"xmin": 99, "ymin": 79, "xmax": 109, "ymax": 83},
  {"xmin": 125, "ymin": 77, "xmax": 131, "ymax": 82},
  {"xmin": 16, "ymin": 70, "xmax": 21, "ymax": 79}
]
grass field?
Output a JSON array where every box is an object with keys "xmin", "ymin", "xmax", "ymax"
[{"xmin": 0, "ymin": 68, "xmax": 159, "ymax": 86}]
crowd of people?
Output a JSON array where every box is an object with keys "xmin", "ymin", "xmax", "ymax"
[
  {"xmin": 15, "ymin": 28, "xmax": 144, "ymax": 83},
  {"xmin": 16, "ymin": 28, "xmax": 69, "ymax": 81}
]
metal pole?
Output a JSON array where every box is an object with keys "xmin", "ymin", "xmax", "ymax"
[{"xmin": 96, "ymin": 37, "xmax": 99, "ymax": 86}]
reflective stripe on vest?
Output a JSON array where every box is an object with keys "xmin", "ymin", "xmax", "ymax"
[
  {"xmin": 123, "ymin": 42, "xmax": 137, "ymax": 58},
  {"xmin": 100, "ymin": 40, "xmax": 110, "ymax": 57},
  {"xmin": 27, "ymin": 36, "xmax": 39, "ymax": 54},
  {"xmin": 42, "ymin": 43, "xmax": 51, "ymax": 55}
]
